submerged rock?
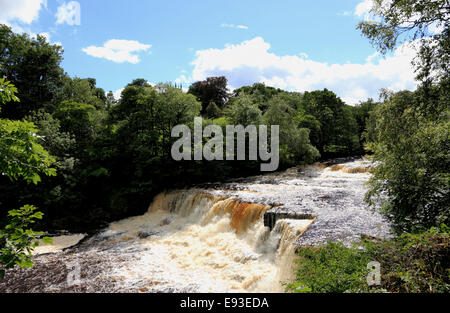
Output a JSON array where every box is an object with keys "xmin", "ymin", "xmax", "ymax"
[{"xmin": 137, "ymin": 231, "xmax": 159, "ymax": 239}]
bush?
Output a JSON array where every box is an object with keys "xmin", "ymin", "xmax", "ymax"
[
  {"xmin": 365, "ymin": 87, "xmax": 449, "ymax": 234},
  {"xmin": 285, "ymin": 242, "xmax": 371, "ymax": 293},
  {"xmin": 0, "ymin": 205, "xmax": 52, "ymax": 278},
  {"xmin": 364, "ymin": 225, "xmax": 449, "ymax": 293},
  {"xmin": 287, "ymin": 225, "xmax": 450, "ymax": 293}
]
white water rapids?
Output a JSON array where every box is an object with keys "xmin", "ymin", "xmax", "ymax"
[{"xmin": 0, "ymin": 158, "xmax": 391, "ymax": 293}]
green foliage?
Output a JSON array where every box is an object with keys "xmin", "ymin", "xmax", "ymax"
[
  {"xmin": 0, "ymin": 115, "xmax": 56, "ymax": 185},
  {"xmin": 0, "ymin": 24, "xmax": 64, "ymax": 120},
  {"xmin": 225, "ymin": 94, "xmax": 262, "ymax": 126},
  {"xmin": 287, "ymin": 225, "xmax": 449, "ymax": 293},
  {"xmin": 105, "ymin": 91, "xmax": 117, "ymax": 109},
  {"xmin": 357, "ymin": 0, "xmax": 449, "ymax": 234},
  {"xmin": 0, "ymin": 77, "xmax": 55, "ymax": 278},
  {"xmin": 262, "ymin": 95, "xmax": 320, "ymax": 166},
  {"xmin": 233, "ymin": 83, "xmax": 284, "ymax": 112},
  {"xmin": 0, "ymin": 205, "xmax": 52, "ymax": 278},
  {"xmin": 55, "ymin": 77, "xmax": 106, "ymax": 110},
  {"xmin": 205, "ymin": 102, "xmax": 223, "ymax": 119},
  {"xmin": 357, "ymin": 0, "xmax": 449, "ymax": 84},
  {"xmin": 350, "ymin": 99, "xmax": 378, "ymax": 153},
  {"xmin": 188, "ymin": 76, "xmax": 229, "ymax": 113},
  {"xmin": 0, "ymin": 78, "xmax": 20, "ymax": 106},
  {"xmin": 26, "ymin": 111, "xmax": 76, "ymax": 164},
  {"xmin": 365, "ymin": 87, "xmax": 449, "ymax": 233},
  {"xmin": 363, "ymin": 225, "xmax": 449, "ymax": 293},
  {"xmin": 53, "ymin": 100, "xmax": 97, "ymax": 145},
  {"xmin": 286, "ymin": 242, "xmax": 372, "ymax": 293},
  {"xmin": 297, "ymin": 89, "xmax": 360, "ymax": 157}
]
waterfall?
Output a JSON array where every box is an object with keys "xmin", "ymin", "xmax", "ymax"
[
  {"xmin": 102, "ymin": 190, "xmax": 314, "ymax": 292},
  {"xmin": 0, "ymin": 159, "xmax": 392, "ymax": 293}
]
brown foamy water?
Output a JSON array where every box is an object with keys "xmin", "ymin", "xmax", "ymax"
[{"xmin": 102, "ymin": 191, "xmax": 312, "ymax": 292}]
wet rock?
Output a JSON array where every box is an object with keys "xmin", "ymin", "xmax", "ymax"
[
  {"xmin": 234, "ymin": 252, "xmax": 260, "ymax": 263},
  {"xmin": 159, "ymin": 216, "xmax": 175, "ymax": 226},
  {"xmin": 231, "ymin": 275, "xmax": 246, "ymax": 282},
  {"xmin": 258, "ymin": 178, "xmax": 279, "ymax": 185},
  {"xmin": 138, "ymin": 231, "xmax": 159, "ymax": 239}
]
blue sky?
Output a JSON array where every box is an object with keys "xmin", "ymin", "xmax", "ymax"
[{"xmin": 0, "ymin": 0, "xmax": 418, "ymax": 104}]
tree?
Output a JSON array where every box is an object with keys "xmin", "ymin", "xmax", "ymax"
[
  {"xmin": 205, "ymin": 102, "xmax": 222, "ymax": 119},
  {"xmin": 0, "ymin": 119, "xmax": 56, "ymax": 184},
  {"xmin": 104, "ymin": 82, "xmax": 203, "ymax": 219},
  {"xmin": 351, "ymin": 98, "xmax": 378, "ymax": 153},
  {"xmin": 188, "ymin": 76, "xmax": 229, "ymax": 114},
  {"xmin": 298, "ymin": 89, "xmax": 359, "ymax": 156},
  {"xmin": 0, "ymin": 78, "xmax": 19, "ymax": 104},
  {"xmin": 233, "ymin": 83, "xmax": 284, "ymax": 112},
  {"xmin": 128, "ymin": 78, "xmax": 148, "ymax": 87},
  {"xmin": 365, "ymin": 88, "xmax": 449, "ymax": 233},
  {"xmin": 54, "ymin": 77, "xmax": 106, "ymax": 110},
  {"xmin": 225, "ymin": 94, "xmax": 262, "ymax": 126},
  {"xmin": 0, "ymin": 24, "xmax": 64, "ymax": 120},
  {"xmin": 295, "ymin": 110, "xmax": 321, "ymax": 151},
  {"xmin": 358, "ymin": 0, "xmax": 450, "ymax": 233},
  {"xmin": 106, "ymin": 91, "xmax": 117, "ymax": 109},
  {"xmin": 53, "ymin": 100, "xmax": 97, "ymax": 146},
  {"xmin": 0, "ymin": 77, "xmax": 54, "ymax": 278},
  {"xmin": 263, "ymin": 95, "xmax": 320, "ymax": 166},
  {"xmin": 357, "ymin": 0, "xmax": 449, "ymax": 84}
]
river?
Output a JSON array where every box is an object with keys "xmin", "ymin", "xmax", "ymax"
[{"xmin": 0, "ymin": 158, "xmax": 391, "ymax": 293}]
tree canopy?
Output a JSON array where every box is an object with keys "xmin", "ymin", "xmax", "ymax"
[
  {"xmin": 188, "ymin": 76, "xmax": 230, "ymax": 114},
  {"xmin": 357, "ymin": 0, "xmax": 449, "ymax": 83},
  {"xmin": 0, "ymin": 25, "xmax": 64, "ymax": 120},
  {"xmin": 358, "ymin": 0, "xmax": 450, "ymax": 233}
]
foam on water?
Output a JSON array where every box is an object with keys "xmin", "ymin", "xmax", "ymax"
[
  {"xmin": 32, "ymin": 234, "xmax": 85, "ymax": 255},
  {"xmin": 101, "ymin": 191, "xmax": 309, "ymax": 292}
]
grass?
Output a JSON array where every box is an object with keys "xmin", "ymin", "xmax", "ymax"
[{"xmin": 286, "ymin": 225, "xmax": 450, "ymax": 293}]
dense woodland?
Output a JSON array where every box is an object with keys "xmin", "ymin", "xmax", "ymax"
[{"xmin": 0, "ymin": 0, "xmax": 449, "ymax": 291}]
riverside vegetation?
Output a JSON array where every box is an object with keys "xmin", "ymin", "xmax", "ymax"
[{"xmin": 0, "ymin": 0, "xmax": 449, "ymax": 292}]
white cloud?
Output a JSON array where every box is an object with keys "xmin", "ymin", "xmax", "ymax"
[
  {"xmin": 366, "ymin": 51, "xmax": 380, "ymax": 63},
  {"xmin": 355, "ymin": 0, "xmax": 373, "ymax": 18},
  {"xmin": 175, "ymin": 75, "xmax": 190, "ymax": 85},
  {"xmin": 298, "ymin": 52, "xmax": 309, "ymax": 59},
  {"xmin": 0, "ymin": 0, "xmax": 46, "ymax": 24},
  {"xmin": 55, "ymin": 1, "xmax": 81, "ymax": 26},
  {"xmin": 221, "ymin": 23, "xmax": 248, "ymax": 30},
  {"xmin": 428, "ymin": 21, "xmax": 445, "ymax": 35},
  {"xmin": 113, "ymin": 88, "xmax": 124, "ymax": 101},
  {"xmin": 0, "ymin": 0, "xmax": 57, "ymax": 45},
  {"xmin": 338, "ymin": 11, "xmax": 352, "ymax": 17},
  {"xmin": 82, "ymin": 39, "xmax": 151, "ymax": 64},
  {"xmin": 183, "ymin": 37, "xmax": 417, "ymax": 105}
]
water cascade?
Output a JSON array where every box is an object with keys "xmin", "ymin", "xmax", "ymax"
[
  {"xmin": 102, "ymin": 190, "xmax": 314, "ymax": 292},
  {"xmin": 0, "ymin": 159, "xmax": 391, "ymax": 293}
]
